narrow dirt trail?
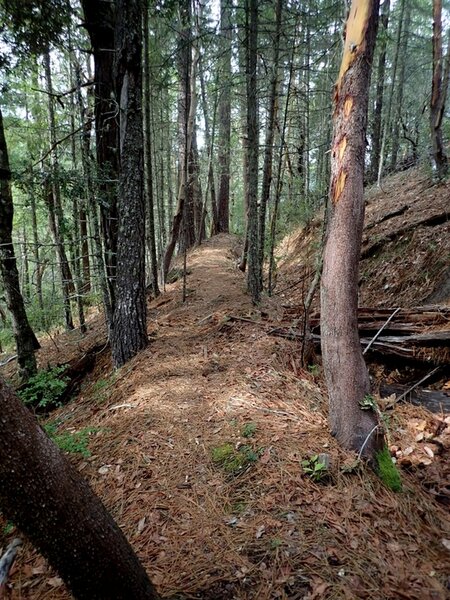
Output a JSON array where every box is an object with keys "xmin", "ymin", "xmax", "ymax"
[{"xmin": 5, "ymin": 234, "xmax": 450, "ymax": 600}]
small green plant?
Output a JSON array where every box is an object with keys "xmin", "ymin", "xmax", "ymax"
[
  {"xmin": 3, "ymin": 521, "xmax": 14, "ymax": 535},
  {"xmin": 270, "ymin": 537, "xmax": 283, "ymax": 550},
  {"xmin": 375, "ymin": 446, "xmax": 402, "ymax": 492},
  {"xmin": 301, "ymin": 455, "xmax": 328, "ymax": 482},
  {"xmin": 19, "ymin": 366, "xmax": 69, "ymax": 409},
  {"xmin": 359, "ymin": 394, "xmax": 378, "ymax": 411},
  {"xmin": 91, "ymin": 375, "xmax": 115, "ymax": 403},
  {"xmin": 308, "ymin": 364, "xmax": 320, "ymax": 377},
  {"xmin": 241, "ymin": 422, "xmax": 257, "ymax": 438},
  {"xmin": 44, "ymin": 422, "xmax": 96, "ymax": 457},
  {"xmin": 212, "ymin": 443, "xmax": 259, "ymax": 475}
]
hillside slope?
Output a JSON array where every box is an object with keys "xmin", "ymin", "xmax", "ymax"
[
  {"xmin": 277, "ymin": 167, "xmax": 450, "ymax": 308},
  {"xmin": 1, "ymin": 233, "xmax": 449, "ymax": 600}
]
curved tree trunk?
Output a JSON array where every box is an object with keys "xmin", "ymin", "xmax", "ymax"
[
  {"xmin": 0, "ymin": 108, "xmax": 39, "ymax": 381},
  {"xmin": 320, "ymin": 0, "xmax": 382, "ymax": 458},
  {"xmin": 111, "ymin": 0, "xmax": 147, "ymax": 368},
  {"xmin": 0, "ymin": 377, "xmax": 159, "ymax": 599}
]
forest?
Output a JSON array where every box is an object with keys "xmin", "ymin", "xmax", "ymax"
[{"xmin": 0, "ymin": 0, "xmax": 449, "ymax": 598}]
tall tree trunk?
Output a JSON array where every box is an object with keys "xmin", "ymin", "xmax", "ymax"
[
  {"xmin": 0, "ymin": 377, "xmax": 159, "ymax": 599},
  {"xmin": 258, "ymin": 0, "xmax": 282, "ymax": 288},
  {"xmin": 369, "ymin": 0, "xmax": 390, "ymax": 183},
  {"xmin": 74, "ymin": 59, "xmax": 111, "ymax": 328},
  {"xmin": 377, "ymin": 0, "xmax": 405, "ymax": 184},
  {"xmin": 0, "ymin": 108, "xmax": 39, "ymax": 381},
  {"xmin": 143, "ymin": 0, "xmax": 160, "ymax": 297},
  {"xmin": 320, "ymin": 0, "xmax": 382, "ymax": 458},
  {"xmin": 389, "ymin": 0, "xmax": 411, "ymax": 171},
  {"xmin": 216, "ymin": 0, "xmax": 232, "ymax": 233},
  {"xmin": 43, "ymin": 50, "xmax": 75, "ymax": 331},
  {"xmin": 430, "ymin": 0, "xmax": 448, "ymax": 179},
  {"xmin": 111, "ymin": 0, "xmax": 147, "ymax": 368},
  {"xmin": 163, "ymin": 0, "xmax": 198, "ymax": 278},
  {"xmin": 81, "ymin": 0, "xmax": 119, "ymax": 333},
  {"xmin": 245, "ymin": 0, "xmax": 260, "ymax": 303}
]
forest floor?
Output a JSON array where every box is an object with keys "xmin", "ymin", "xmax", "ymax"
[{"xmin": 1, "ymin": 168, "xmax": 450, "ymax": 599}]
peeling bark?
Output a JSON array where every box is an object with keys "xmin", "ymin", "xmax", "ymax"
[{"xmin": 321, "ymin": 0, "xmax": 382, "ymax": 458}]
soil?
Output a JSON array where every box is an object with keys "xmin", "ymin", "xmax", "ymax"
[{"xmin": 1, "ymin": 170, "xmax": 450, "ymax": 599}]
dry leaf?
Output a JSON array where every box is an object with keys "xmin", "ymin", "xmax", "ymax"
[
  {"xmin": 47, "ymin": 577, "xmax": 63, "ymax": 588},
  {"xmin": 255, "ymin": 525, "xmax": 266, "ymax": 539},
  {"xmin": 441, "ymin": 539, "xmax": 450, "ymax": 551},
  {"xmin": 137, "ymin": 517, "xmax": 146, "ymax": 534},
  {"xmin": 423, "ymin": 446, "xmax": 434, "ymax": 458},
  {"xmin": 98, "ymin": 465, "xmax": 111, "ymax": 475}
]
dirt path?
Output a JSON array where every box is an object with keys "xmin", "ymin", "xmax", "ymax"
[{"xmin": 3, "ymin": 234, "xmax": 450, "ymax": 599}]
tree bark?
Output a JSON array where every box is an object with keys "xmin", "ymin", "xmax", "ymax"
[
  {"xmin": 369, "ymin": 0, "xmax": 390, "ymax": 183},
  {"xmin": 0, "ymin": 376, "xmax": 159, "ymax": 599},
  {"xmin": 216, "ymin": 0, "xmax": 232, "ymax": 233},
  {"xmin": 111, "ymin": 0, "xmax": 148, "ymax": 368},
  {"xmin": 245, "ymin": 0, "xmax": 260, "ymax": 303},
  {"xmin": 143, "ymin": 0, "xmax": 160, "ymax": 297},
  {"xmin": 0, "ymin": 108, "xmax": 39, "ymax": 381},
  {"xmin": 258, "ymin": 0, "xmax": 282, "ymax": 288},
  {"xmin": 430, "ymin": 0, "xmax": 448, "ymax": 179},
  {"xmin": 389, "ymin": 0, "xmax": 411, "ymax": 171},
  {"xmin": 81, "ymin": 0, "xmax": 120, "ymax": 333},
  {"xmin": 320, "ymin": 0, "xmax": 382, "ymax": 458},
  {"xmin": 43, "ymin": 50, "xmax": 75, "ymax": 332}
]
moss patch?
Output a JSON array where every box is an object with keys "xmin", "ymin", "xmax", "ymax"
[
  {"xmin": 375, "ymin": 446, "xmax": 402, "ymax": 492},
  {"xmin": 212, "ymin": 443, "xmax": 258, "ymax": 475}
]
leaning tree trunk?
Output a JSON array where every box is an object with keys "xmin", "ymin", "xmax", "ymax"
[
  {"xmin": 111, "ymin": 0, "xmax": 147, "ymax": 368},
  {"xmin": 430, "ymin": 0, "xmax": 448, "ymax": 179},
  {"xmin": 320, "ymin": 0, "xmax": 382, "ymax": 458},
  {"xmin": 0, "ymin": 377, "xmax": 159, "ymax": 599},
  {"xmin": 0, "ymin": 108, "xmax": 39, "ymax": 381}
]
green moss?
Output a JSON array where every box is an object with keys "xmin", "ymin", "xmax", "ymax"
[
  {"xmin": 212, "ymin": 443, "xmax": 258, "ymax": 474},
  {"xmin": 375, "ymin": 446, "xmax": 402, "ymax": 492}
]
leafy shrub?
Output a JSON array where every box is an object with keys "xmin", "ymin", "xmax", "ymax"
[{"xmin": 19, "ymin": 366, "xmax": 69, "ymax": 409}]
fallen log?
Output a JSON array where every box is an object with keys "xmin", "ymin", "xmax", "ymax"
[
  {"xmin": 379, "ymin": 383, "xmax": 450, "ymax": 414},
  {"xmin": 268, "ymin": 328, "xmax": 450, "ymax": 366}
]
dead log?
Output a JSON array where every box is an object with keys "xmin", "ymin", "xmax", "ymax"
[{"xmin": 379, "ymin": 383, "xmax": 450, "ymax": 413}]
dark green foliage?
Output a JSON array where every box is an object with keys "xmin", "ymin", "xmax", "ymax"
[
  {"xmin": 0, "ymin": 0, "xmax": 72, "ymax": 61},
  {"xmin": 18, "ymin": 366, "xmax": 69, "ymax": 409},
  {"xmin": 241, "ymin": 422, "xmax": 257, "ymax": 438},
  {"xmin": 375, "ymin": 446, "xmax": 402, "ymax": 492}
]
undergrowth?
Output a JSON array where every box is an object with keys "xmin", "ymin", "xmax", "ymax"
[
  {"xmin": 44, "ymin": 422, "xmax": 97, "ymax": 457},
  {"xmin": 212, "ymin": 443, "xmax": 259, "ymax": 474},
  {"xmin": 18, "ymin": 366, "xmax": 69, "ymax": 409}
]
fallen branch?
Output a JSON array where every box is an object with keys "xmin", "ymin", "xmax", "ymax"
[
  {"xmin": 363, "ymin": 307, "xmax": 401, "ymax": 355},
  {"xmin": 0, "ymin": 538, "xmax": 22, "ymax": 595}
]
